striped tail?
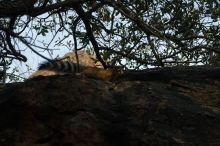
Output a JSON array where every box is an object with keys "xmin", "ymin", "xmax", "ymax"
[{"xmin": 38, "ymin": 60, "xmax": 83, "ymax": 73}]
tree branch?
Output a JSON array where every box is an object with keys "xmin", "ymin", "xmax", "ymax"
[
  {"xmin": 0, "ymin": 25, "xmax": 50, "ymax": 61},
  {"xmin": 74, "ymin": 5, "xmax": 107, "ymax": 69},
  {"xmin": 5, "ymin": 17, "xmax": 27, "ymax": 62}
]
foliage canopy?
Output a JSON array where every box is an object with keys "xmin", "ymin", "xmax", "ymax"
[{"xmin": 0, "ymin": 0, "xmax": 220, "ymax": 81}]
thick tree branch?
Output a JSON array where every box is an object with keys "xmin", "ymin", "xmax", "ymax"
[
  {"xmin": 74, "ymin": 5, "xmax": 107, "ymax": 69},
  {"xmin": 110, "ymin": 0, "xmax": 175, "ymax": 48},
  {"xmin": 0, "ymin": 0, "xmax": 38, "ymax": 17},
  {"xmin": 0, "ymin": 26, "xmax": 50, "ymax": 61},
  {"xmin": 5, "ymin": 17, "xmax": 27, "ymax": 62},
  {"xmin": 147, "ymin": 35, "xmax": 164, "ymax": 67},
  {"xmin": 0, "ymin": 0, "xmax": 85, "ymax": 17}
]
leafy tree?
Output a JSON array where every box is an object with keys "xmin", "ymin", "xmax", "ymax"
[{"xmin": 0, "ymin": 0, "xmax": 220, "ymax": 82}]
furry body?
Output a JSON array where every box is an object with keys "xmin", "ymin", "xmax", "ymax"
[
  {"xmin": 28, "ymin": 60, "xmax": 84, "ymax": 79},
  {"xmin": 29, "ymin": 60, "xmax": 120, "ymax": 81}
]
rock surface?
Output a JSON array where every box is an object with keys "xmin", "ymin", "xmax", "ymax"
[{"xmin": 0, "ymin": 68, "xmax": 220, "ymax": 146}]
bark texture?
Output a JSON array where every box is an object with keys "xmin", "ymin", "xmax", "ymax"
[{"xmin": 0, "ymin": 67, "xmax": 220, "ymax": 146}]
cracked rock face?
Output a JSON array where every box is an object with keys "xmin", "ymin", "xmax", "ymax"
[{"xmin": 0, "ymin": 74, "xmax": 220, "ymax": 146}]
